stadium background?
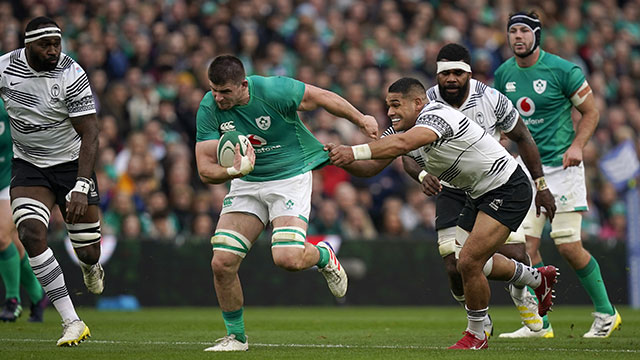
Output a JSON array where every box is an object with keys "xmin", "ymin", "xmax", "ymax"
[{"xmin": 0, "ymin": 0, "xmax": 638, "ymax": 307}]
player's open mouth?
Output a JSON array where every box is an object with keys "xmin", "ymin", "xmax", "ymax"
[{"xmin": 391, "ymin": 118, "xmax": 400, "ymax": 124}]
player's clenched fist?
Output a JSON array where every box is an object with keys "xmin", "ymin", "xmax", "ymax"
[
  {"xmin": 326, "ymin": 143, "xmax": 356, "ymax": 166},
  {"xmin": 360, "ymin": 115, "xmax": 379, "ymax": 139}
]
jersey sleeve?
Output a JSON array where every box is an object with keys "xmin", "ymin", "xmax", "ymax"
[
  {"xmin": 196, "ymin": 93, "xmax": 220, "ymax": 142},
  {"xmin": 64, "ymin": 62, "xmax": 96, "ymax": 117},
  {"xmin": 414, "ymin": 110, "xmax": 454, "ymax": 139},
  {"xmin": 261, "ymin": 76, "xmax": 305, "ymax": 115},
  {"xmin": 493, "ymin": 89, "xmax": 518, "ymax": 133},
  {"xmin": 562, "ymin": 65, "xmax": 587, "ymax": 98}
]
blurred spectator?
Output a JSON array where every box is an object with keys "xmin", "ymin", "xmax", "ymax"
[{"xmin": 1, "ymin": 0, "xmax": 632, "ymax": 244}]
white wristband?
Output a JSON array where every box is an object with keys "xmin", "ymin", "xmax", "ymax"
[
  {"xmin": 226, "ymin": 156, "xmax": 254, "ymax": 177},
  {"xmin": 352, "ymin": 144, "xmax": 372, "ymax": 160},
  {"xmin": 65, "ymin": 177, "xmax": 92, "ymax": 202},
  {"xmin": 418, "ymin": 170, "xmax": 428, "ymax": 183}
]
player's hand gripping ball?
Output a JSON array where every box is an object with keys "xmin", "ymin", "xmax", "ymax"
[{"xmin": 217, "ymin": 131, "xmax": 251, "ymax": 167}]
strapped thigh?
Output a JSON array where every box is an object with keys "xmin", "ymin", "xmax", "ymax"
[
  {"xmin": 271, "ymin": 226, "xmax": 306, "ymax": 249},
  {"xmin": 550, "ymin": 212, "xmax": 582, "ymax": 245},
  {"xmin": 437, "ymin": 227, "xmax": 457, "ymax": 257},
  {"xmin": 66, "ymin": 221, "xmax": 101, "ymax": 248},
  {"xmin": 11, "ymin": 197, "xmax": 51, "ymax": 228},
  {"xmin": 211, "ymin": 229, "xmax": 252, "ymax": 258}
]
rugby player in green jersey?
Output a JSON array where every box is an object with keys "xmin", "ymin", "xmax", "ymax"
[
  {"xmin": 195, "ymin": 55, "xmax": 378, "ymax": 351},
  {"xmin": 494, "ymin": 11, "xmax": 621, "ymax": 339}
]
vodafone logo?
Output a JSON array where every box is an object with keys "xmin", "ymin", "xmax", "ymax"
[
  {"xmin": 516, "ymin": 97, "xmax": 536, "ymax": 117},
  {"xmin": 247, "ymin": 134, "xmax": 267, "ymax": 147}
]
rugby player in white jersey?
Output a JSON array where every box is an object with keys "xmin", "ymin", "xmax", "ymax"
[
  {"xmin": 406, "ymin": 43, "xmax": 555, "ymax": 333},
  {"xmin": 0, "ymin": 17, "xmax": 104, "ymax": 346},
  {"xmin": 327, "ymin": 77, "xmax": 558, "ymax": 349}
]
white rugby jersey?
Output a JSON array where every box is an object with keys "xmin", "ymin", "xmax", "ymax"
[
  {"xmin": 0, "ymin": 48, "xmax": 96, "ymax": 167},
  {"xmin": 426, "ymin": 79, "xmax": 518, "ymax": 141},
  {"xmin": 384, "ymin": 101, "xmax": 518, "ymax": 198}
]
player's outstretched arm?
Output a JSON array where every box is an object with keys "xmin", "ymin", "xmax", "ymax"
[
  {"xmin": 563, "ymin": 92, "xmax": 599, "ymax": 169},
  {"xmin": 298, "ymin": 84, "xmax": 378, "ymax": 139},
  {"xmin": 196, "ymin": 140, "xmax": 254, "ymax": 184},
  {"xmin": 324, "ymin": 143, "xmax": 392, "ymax": 177},
  {"xmin": 328, "ymin": 127, "xmax": 437, "ymax": 166},
  {"xmin": 505, "ymin": 117, "xmax": 556, "ymax": 220}
]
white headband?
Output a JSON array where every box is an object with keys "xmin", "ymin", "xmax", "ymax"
[
  {"xmin": 436, "ymin": 61, "xmax": 471, "ymax": 74},
  {"xmin": 24, "ymin": 26, "xmax": 62, "ymax": 44}
]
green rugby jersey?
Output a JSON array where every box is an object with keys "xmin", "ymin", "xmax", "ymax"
[
  {"xmin": 494, "ymin": 50, "xmax": 585, "ymax": 167},
  {"xmin": 196, "ymin": 75, "xmax": 329, "ymax": 182},
  {"xmin": 0, "ymin": 98, "xmax": 12, "ymax": 188}
]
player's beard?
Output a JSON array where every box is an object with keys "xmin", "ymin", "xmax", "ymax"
[{"xmin": 438, "ymin": 80, "xmax": 469, "ymax": 108}]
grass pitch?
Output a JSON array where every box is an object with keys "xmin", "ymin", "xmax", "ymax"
[{"xmin": 1, "ymin": 305, "xmax": 638, "ymax": 359}]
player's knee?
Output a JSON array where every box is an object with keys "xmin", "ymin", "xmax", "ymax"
[
  {"xmin": 16, "ymin": 221, "xmax": 47, "ymax": 246},
  {"xmin": 550, "ymin": 212, "xmax": 582, "ymax": 246},
  {"xmin": 270, "ymin": 226, "xmax": 306, "ymax": 271},
  {"xmin": 211, "ymin": 252, "xmax": 240, "ymax": 277},
  {"xmin": 66, "ymin": 221, "xmax": 101, "ymax": 249},
  {"xmin": 456, "ymin": 254, "xmax": 480, "ymax": 276},
  {"xmin": 437, "ymin": 228, "xmax": 456, "ymax": 258}
]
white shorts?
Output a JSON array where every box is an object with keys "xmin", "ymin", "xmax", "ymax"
[
  {"xmin": 0, "ymin": 185, "xmax": 9, "ymax": 200},
  {"xmin": 516, "ymin": 158, "xmax": 588, "ymax": 213},
  {"xmin": 220, "ymin": 172, "xmax": 312, "ymax": 225}
]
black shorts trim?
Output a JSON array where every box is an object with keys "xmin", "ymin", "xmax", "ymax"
[
  {"xmin": 11, "ymin": 158, "xmax": 100, "ymax": 208},
  {"xmin": 457, "ymin": 166, "xmax": 531, "ymax": 232},
  {"xmin": 435, "ymin": 186, "xmax": 467, "ymax": 230}
]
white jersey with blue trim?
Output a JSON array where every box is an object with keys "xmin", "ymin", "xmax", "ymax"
[
  {"xmin": 426, "ymin": 79, "xmax": 519, "ymax": 142},
  {"xmin": 385, "ymin": 101, "xmax": 518, "ymax": 199},
  {"xmin": 0, "ymin": 48, "xmax": 96, "ymax": 168}
]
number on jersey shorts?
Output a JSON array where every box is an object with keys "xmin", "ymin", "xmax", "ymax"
[
  {"xmin": 220, "ymin": 172, "xmax": 312, "ymax": 224},
  {"xmin": 516, "ymin": 157, "xmax": 588, "ymax": 213}
]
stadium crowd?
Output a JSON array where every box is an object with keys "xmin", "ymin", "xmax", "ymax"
[{"xmin": 1, "ymin": 0, "xmax": 638, "ymax": 245}]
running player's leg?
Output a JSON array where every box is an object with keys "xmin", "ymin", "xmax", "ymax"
[
  {"xmin": 207, "ymin": 212, "xmax": 263, "ymax": 351},
  {"xmin": 550, "ymin": 212, "xmax": 620, "ymax": 337},
  {"xmin": 266, "ymin": 172, "xmax": 347, "ymax": 297},
  {"xmin": 0, "ymin": 193, "xmax": 22, "ymax": 322},
  {"xmin": 12, "ymin": 185, "xmax": 88, "ymax": 345},
  {"xmin": 206, "ymin": 178, "xmax": 266, "ymax": 352}
]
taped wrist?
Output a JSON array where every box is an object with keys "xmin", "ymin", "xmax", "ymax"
[
  {"xmin": 226, "ymin": 156, "xmax": 254, "ymax": 176},
  {"xmin": 352, "ymin": 144, "xmax": 372, "ymax": 160},
  {"xmin": 418, "ymin": 170, "xmax": 428, "ymax": 183},
  {"xmin": 65, "ymin": 177, "xmax": 93, "ymax": 202},
  {"xmin": 534, "ymin": 177, "xmax": 548, "ymax": 191}
]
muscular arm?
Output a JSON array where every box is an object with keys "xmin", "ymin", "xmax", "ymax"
[
  {"xmin": 505, "ymin": 117, "xmax": 556, "ymax": 219},
  {"xmin": 195, "ymin": 140, "xmax": 250, "ymax": 184},
  {"xmin": 563, "ymin": 93, "xmax": 599, "ymax": 168},
  {"xmin": 504, "ymin": 117, "xmax": 544, "ymax": 180},
  {"xmin": 298, "ymin": 84, "xmax": 378, "ymax": 138},
  {"xmin": 70, "ymin": 114, "xmax": 99, "ymax": 179},
  {"xmin": 329, "ymin": 127, "xmax": 437, "ymax": 166}
]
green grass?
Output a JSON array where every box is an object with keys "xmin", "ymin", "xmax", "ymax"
[{"xmin": 1, "ymin": 306, "xmax": 638, "ymax": 359}]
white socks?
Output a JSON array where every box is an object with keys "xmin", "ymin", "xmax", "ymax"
[{"xmin": 29, "ymin": 248, "xmax": 79, "ymax": 322}]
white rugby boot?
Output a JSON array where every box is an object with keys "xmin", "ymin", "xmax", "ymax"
[
  {"xmin": 583, "ymin": 309, "xmax": 622, "ymax": 338},
  {"xmin": 508, "ymin": 284, "xmax": 543, "ymax": 331},
  {"xmin": 317, "ymin": 241, "xmax": 348, "ymax": 298},
  {"xmin": 57, "ymin": 319, "xmax": 91, "ymax": 346},
  {"xmin": 204, "ymin": 334, "xmax": 249, "ymax": 351},
  {"xmin": 82, "ymin": 263, "xmax": 104, "ymax": 295}
]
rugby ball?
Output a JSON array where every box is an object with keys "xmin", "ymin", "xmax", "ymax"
[{"xmin": 217, "ymin": 131, "xmax": 250, "ymax": 167}]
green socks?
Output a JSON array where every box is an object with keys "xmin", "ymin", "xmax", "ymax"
[
  {"xmin": 576, "ymin": 256, "xmax": 615, "ymax": 315},
  {"xmin": 0, "ymin": 242, "xmax": 21, "ymax": 301},
  {"xmin": 222, "ymin": 308, "xmax": 246, "ymax": 343},
  {"xmin": 20, "ymin": 255, "xmax": 44, "ymax": 304},
  {"xmin": 316, "ymin": 245, "xmax": 330, "ymax": 268}
]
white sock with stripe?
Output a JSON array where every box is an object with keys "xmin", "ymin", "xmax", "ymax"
[{"xmin": 29, "ymin": 247, "xmax": 79, "ymax": 322}]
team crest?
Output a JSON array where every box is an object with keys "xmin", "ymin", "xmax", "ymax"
[
  {"xmin": 475, "ymin": 112, "xmax": 485, "ymax": 127},
  {"xmin": 51, "ymin": 84, "xmax": 61, "ymax": 97},
  {"xmin": 255, "ymin": 116, "xmax": 271, "ymax": 130},
  {"xmin": 533, "ymin": 79, "xmax": 547, "ymax": 94}
]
